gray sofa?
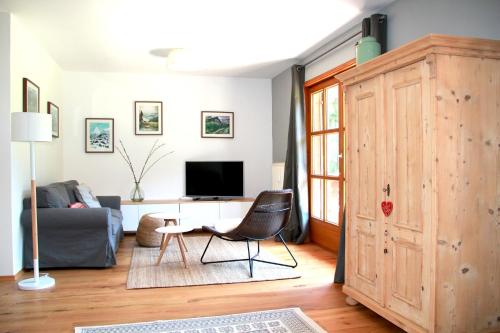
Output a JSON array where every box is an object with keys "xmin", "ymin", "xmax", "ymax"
[{"xmin": 21, "ymin": 180, "xmax": 123, "ymax": 269}]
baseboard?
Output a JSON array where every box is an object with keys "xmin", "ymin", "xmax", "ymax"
[{"xmin": 0, "ymin": 269, "xmax": 24, "ymax": 282}]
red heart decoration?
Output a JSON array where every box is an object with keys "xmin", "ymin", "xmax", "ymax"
[{"xmin": 381, "ymin": 201, "xmax": 393, "ymax": 217}]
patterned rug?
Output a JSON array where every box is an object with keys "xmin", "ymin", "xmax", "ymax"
[
  {"xmin": 74, "ymin": 308, "xmax": 326, "ymax": 333},
  {"xmin": 127, "ymin": 235, "xmax": 300, "ymax": 289}
]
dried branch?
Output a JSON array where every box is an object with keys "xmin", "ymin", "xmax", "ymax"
[
  {"xmin": 116, "ymin": 140, "xmax": 173, "ymax": 184},
  {"xmin": 116, "ymin": 141, "xmax": 138, "ymax": 183},
  {"xmin": 138, "ymin": 140, "xmax": 165, "ymax": 182},
  {"xmin": 139, "ymin": 150, "xmax": 174, "ymax": 182},
  {"xmin": 120, "ymin": 141, "xmax": 136, "ymax": 168}
]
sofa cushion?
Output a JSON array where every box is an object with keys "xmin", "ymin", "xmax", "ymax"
[
  {"xmin": 75, "ymin": 184, "xmax": 101, "ymax": 208},
  {"xmin": 37, "ymin": 183, "xmax": 71, "ymax": 208},
  {"xmin": 63, "ymin": 180, "xmax": 79, "ymax": 203}
]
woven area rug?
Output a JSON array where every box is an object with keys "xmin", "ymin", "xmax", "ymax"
[
  {"xmin": 127, "ymin": 235, "xmax": 300, "ymax": 289},
  {"xmin": 75, "ymin": 308, "xmax": 326, "ymax": 333}
]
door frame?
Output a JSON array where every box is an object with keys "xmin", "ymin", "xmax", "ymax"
[{"xmin": 304, "ymin": 59, "xmax": 355, "ymax": 252}]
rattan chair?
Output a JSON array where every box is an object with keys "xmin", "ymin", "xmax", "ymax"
[{"xmin": 200, "ymin": 189, "xmax": 297, "ymax": 277}]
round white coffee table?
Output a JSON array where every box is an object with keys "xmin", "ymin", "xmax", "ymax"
[{"xmin": 155, "ymin": 225, "xmax": 193, "ymax": 268}]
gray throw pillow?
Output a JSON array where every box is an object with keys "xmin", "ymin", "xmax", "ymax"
[
  {"xmin": 36, "ymin": 186, "xmax": 66, "ymax": 208},
  {"xmin": 62, "ymin": 180, "xmax": 79, "ymax": 203},
  {"xmin": 36, "ymin": 183, "xmax": 71, "ymax": 208},
  {"xmin": 75, "ymin": 184, "xmax": 101, "ymax": 208}
]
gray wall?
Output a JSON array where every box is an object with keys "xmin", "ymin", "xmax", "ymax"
[
  {"xmin": 272, "ymin": 67, "xmax": 292, "ymax": 162},
  {"xmin": 385, "ymin": 0, "xmax": 500, "ymax": 51},
  {"xmin": 271, "ymin": 0, "xmax": 500, "ymax": 163}
]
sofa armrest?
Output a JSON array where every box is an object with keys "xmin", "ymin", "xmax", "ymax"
[
  {"xmin": 97, "ymin": 196, "xmax": 121, "ymax": 210},
  {"xmin": 21, "ymin": 207, "xmax": 112, "ymax": 230}
]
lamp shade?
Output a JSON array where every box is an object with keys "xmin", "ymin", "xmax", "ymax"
[{"xmin": 11, "ymin": 112, "xmax": 52, "ymax": 142}]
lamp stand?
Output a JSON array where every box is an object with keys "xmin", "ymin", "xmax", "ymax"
[{"xmin": 17, "ymin": 142, "xmax": 55, "ymax": 291}]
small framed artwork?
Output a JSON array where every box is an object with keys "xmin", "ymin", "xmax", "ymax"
[
  {"xmin": 135, "ymin": 101, "xmax": 163, "ymax": 135},
  {"xmin": 47, "ymin": 102, "xmax": 59, "ymax": 138},
  {"xmin": 201, "ymin": 111, "xmax": 234, "ymax": 138},
  {"xmin": 85, "ymin": 118, "xmax": 114, "ymax": 153},
  {"xmin": 23, "ymin": 78, "xmax": 40, "ymax": 113}
]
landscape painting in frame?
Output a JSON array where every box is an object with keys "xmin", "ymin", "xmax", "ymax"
[
  {"xmin": 85, "ymin": 118, "xmax": 114, "ymax": 153},
  {"xmin": 135, "ymin": 101, "xmax": 163, "ymax": 135},
  {"xmin": 47, "ymin": 102, "xmax": 59, "ymax": 138},
  {"xmin": 23, "ymin": 78, "xmax": 39, "ymax": 113},
  {"xmin": 201, "ymin": 111, "xmax": 234, "ymax": 138}
]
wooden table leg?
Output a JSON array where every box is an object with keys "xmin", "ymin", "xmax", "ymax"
[
  {"xmin": 159, "ymin": 233, "xmax": 167, "ymax": 248},
  {"xmin": 164, "ymin": 219, "xmax": 176, "ymax": 226},
  {"xmin": 179, "ymin": 233, "xmax": 188, "ymax": 252},
  {"xmin": 176, "ymin": 234, "xmax": 188, "ymax": 268},
  {"xmin": 156, "ymin": 233, "xmax": 172, "ymax": 265}
]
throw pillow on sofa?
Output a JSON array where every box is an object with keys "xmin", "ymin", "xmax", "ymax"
[
  {"xmin": 63, "ymin": 180, "xmax": 80, "ymax": 203},
  {"xmin": 69, "ymin": 202, "xmax": 86, "ymax": 208},
  {"xmin": 75, "ymin": 184, "xmax": 101, "ymax": 208},
  {"xmin": 36, "ymin": 183, "xmax": 71, "ymax": 208}
]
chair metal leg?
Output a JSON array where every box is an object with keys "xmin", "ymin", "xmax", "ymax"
[
  {"xmin": 199, "ymin": 233, "xmax": 297, "ymax": 277},
  {"xmin": 200, "ymin": 234, "xmax": 215, "ymax": 264},
  {"xmin": 200, "ymin": 235, "xmax": 257, "ymax": 278},
  {"xmin": 246, "ymin": 240, "xmax": 253, "ymax": 278},
  {"xmin": 200, "ymin": 235, "xmax": 251, "ymax": 265},
  {"xmin": 252, "ymin": 233, "xmax": 298, "ymax": 268}
]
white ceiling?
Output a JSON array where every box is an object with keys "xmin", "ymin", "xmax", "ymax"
[{"xmin": 0, "ymin": 0, "xmax": 394, "ymax": 78}]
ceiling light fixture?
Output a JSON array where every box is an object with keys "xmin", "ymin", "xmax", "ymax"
[{"xmin": 150, "ymin": 48, "xmax": 187, "ymax": 69}]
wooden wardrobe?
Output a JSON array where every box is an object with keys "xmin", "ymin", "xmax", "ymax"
[{"xmin": 337, "ymin": 35, "xmax": 500, "ymax": 333}]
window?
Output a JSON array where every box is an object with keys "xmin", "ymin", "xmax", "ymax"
[
  {"xmin": 308, "ymin": 82, "xmax": 342, "ymax": 225},
  {"xmin": 305, "ymin": 59, "xmax": 354, "ymax": 252}
]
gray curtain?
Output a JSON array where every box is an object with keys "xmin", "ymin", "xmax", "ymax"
[
  {"xmin": 282, "ymin": 65, "xmax": 309, "ymax": 244},
  {"xmin": 334, "ymin": 208, "xmax": 346, "ymax": 283}
]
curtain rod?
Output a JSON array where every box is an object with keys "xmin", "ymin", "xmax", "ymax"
[{"xmin": 303, "ymin": 30, "xmax": 362, "ymax": 67}]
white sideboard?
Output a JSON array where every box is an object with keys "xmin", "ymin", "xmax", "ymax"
[{"xmin": 120, "ymin": 199, "xmax": 254, "ymax": 232}]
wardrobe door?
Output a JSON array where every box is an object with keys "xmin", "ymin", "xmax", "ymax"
[
  {"xmin": 384, "ymin": 61, "xmax": 432, "ymax": 328},
  {"xmin": 345, "ymin": 75, "xmax": 386, "ymax": 304}
]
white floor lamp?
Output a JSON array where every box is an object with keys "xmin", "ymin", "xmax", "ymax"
[{"xmin": 11, "ymin": 112, "xmax": 55, "ymax": 290}]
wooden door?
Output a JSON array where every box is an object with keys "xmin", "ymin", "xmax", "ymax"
[
  {"xmin": 345, "ymin": 75, "xmax": 386, "ymax": 304},
  {"xmin": 384, "ymin": 61, "xmax": 432, "ymax": 328}
]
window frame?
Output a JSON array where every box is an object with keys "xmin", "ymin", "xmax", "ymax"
[{"xmin": 304, "ymin": 59, "xmax": 355, "ymax": 252}]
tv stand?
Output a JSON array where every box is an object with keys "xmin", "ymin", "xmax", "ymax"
[{"xmin": 120, "ymin": 197, "xmax": 254, "ymax": 232}]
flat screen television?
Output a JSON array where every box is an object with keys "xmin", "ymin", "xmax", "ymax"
[{"xmin": 185, "ymin": 161, "xmax": 243, "ymax": 199}]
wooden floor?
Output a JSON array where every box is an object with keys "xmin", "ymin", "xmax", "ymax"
[{"xmin": 0, "ymin": 235, "xmax": 402, "ymax": 333}]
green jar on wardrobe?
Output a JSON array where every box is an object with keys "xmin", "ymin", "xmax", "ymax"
[{"xmin": 356, "ymin": 36, "xmax": 381, "ymax": 65}]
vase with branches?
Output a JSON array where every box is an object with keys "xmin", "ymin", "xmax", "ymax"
[{"xmin": 116, "ymin": 140, "xmax": 173, "ymax": 202}]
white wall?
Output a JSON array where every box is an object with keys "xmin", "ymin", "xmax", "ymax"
[
  {"xmin": 272, "ymin": 0, "xmax": 500, "ymax": 162},
  {"xmin": 62, "ymin": 72, "xmax": 272, "ymax": 199},
  {"xmin": 1, "ymin": 15, "xmax": 272, "ymax": 276},
  {"xmin": 2, "ymin": 16, "xmax": 64, "ymax": 276},
  {"xmin": 0, "ymin": 12, "xmax": 14, "ymax": 276}
]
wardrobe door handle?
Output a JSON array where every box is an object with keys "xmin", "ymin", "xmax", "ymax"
[{"xmin": 383, "ymin": 184, "xmax": 391, "ymax": 197}]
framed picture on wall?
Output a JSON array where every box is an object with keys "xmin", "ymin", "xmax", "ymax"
[
  {"xmin": 23, "ymin": 78, "xmax": 40, "ymax": 113},
  {"xmin": 85, "ymin": 118, "xmax": 114, "ymax": 153},
  {"xmin": 135, "ymin": 101, "xmax": 163, "ymax": 135},
  {"xmin": 47, "ymin": 102, "xmax": 59, "ymax": 138},
  {"xmin": 201, "ymin": 111, "xmax": 234, "ymax": 138}
]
